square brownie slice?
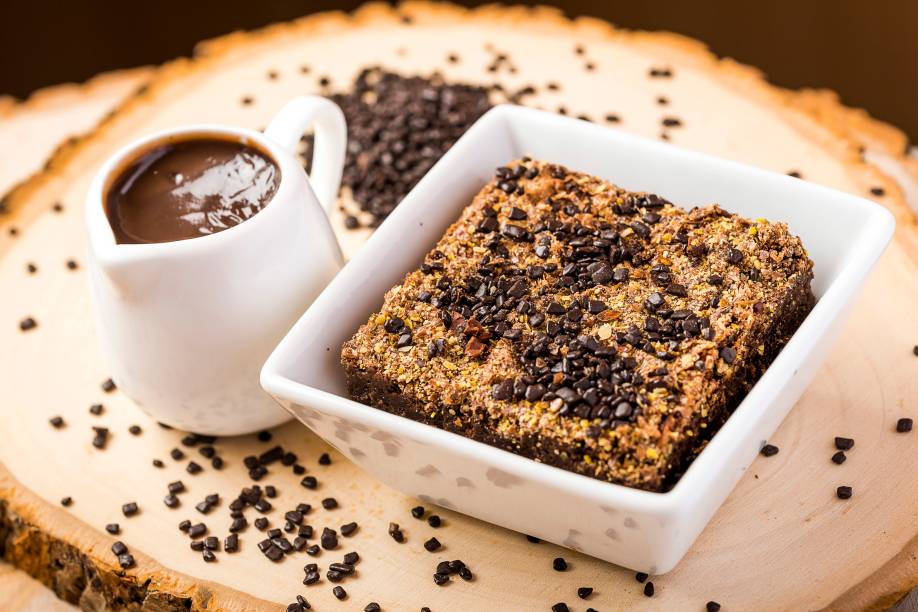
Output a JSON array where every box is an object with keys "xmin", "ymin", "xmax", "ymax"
[{"xmin": 341, "ymin": 159, "xmax": 814, "ymax": 491}]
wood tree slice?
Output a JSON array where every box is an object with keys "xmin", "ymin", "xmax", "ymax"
[
  {"xmin": 0, "ymin": 68, "xmax": 151, "ymax": 201},
  {"xmin": 1, "ymin": 4, "xmax": 917, "ymax": 610}
]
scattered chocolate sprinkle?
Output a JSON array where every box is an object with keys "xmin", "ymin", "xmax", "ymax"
[
  {"xmin": 19, "ymin": 317, "xmax": 37, "ymax": 331},
  {"xmin": 388, "ymin": 522, "xmax": 405, "ymax": 543},
  {"xmin": 344, "ymin": 215, "xmax": 359, "ymax": 229},
  {"xmin": 760, "ymin": 444, "xmax": 779, "ymax": 457},
  {"xmin": 707, "ymin": 602, "xmax": 722, "ymax": 612},
  {"xmin": 89, "ymin": 403, "xmax": 104, "ymax": 415},
  {"xmin": 186, "ymin": 461, "xmax": 203, "ymax": 475},
  {"xmin": 643, "ymin": 581, "xmax": 655, "ymax": 597},
  {"xmin": 152, "ymin": 459, "xmax": 164, "ymax": 468},
  {"xmin": 254, "ymin": 517, "xmax": 268, "ymax": 530},
  {"xmin": 332, "ymin": 586, "xmax": 347, "ymax": 600},
  {"xmin": 411, "ymin": 505, "xmax": 425, "ymax": 519},
  {"xmin": 577, "ymin": 587, "xmax": 593, "ymax": 599},
  {"xmin": 300, "ymin": 475, "xmax": 318, "ymax": 489},
  {"xmin": 49, "ymin": 416, "xmax": 65, "ymax": 428},
  {"xmin": 170, "ymin": 448, "xmax": 185, "ymax": 460},
  {"xmin": 101, "ymin": 378, "xmax": 117, "ymax": 393},
  {"xmin": 649, "ymin": 67, "xmax": 673, "ymax": 78},
  {"xmin": 321, "ymin": 527, "xmax": 339, "ymax": 550},
  {"xmin": 427, "ymin": 515, "xmax": 441, "ymax": 528},
  {"xmin": 60, "ymin": 496, "xmax": 72, "ymax": 507},
  {"xmin": 553, "ymin": 557, "xmax": 568, "ymax": 571},
  {"xmin": 188, "ymin": 523, "xmax": 207, "ymax": 538},
  {"xmin": 26, "ymin": 262, "xmax": 37, "ymax": 274},
  {"xmin": 241, "ymin": 96, "xmax": 254, "ymax": 106},
  {"xmin": 365, "ymin": 603, "xmax": 380, "ymax": 612},
  {"xmin": 257, "ymin": 430, "xmax": 272, "ymax": 442},
  {"xmin": 635, "ymin": 572, "xmax": 648, "ymax": 583},
  {"xmin": 202, "ymin": 549, "xmax": 216, "ymax": 562},
  {"xmin": 831, "ymin": 451, "xmax": 847, "ymax": 464},
  {"xmin": 212, "ymin": 456, "xmax": 224, "ymax": 469},
  {"xmin": 164, "ymin": 494, "xmax": 179, "ymax": 508},
  {"xmin": 525, "ymin": 535, "xmax": 540, "ymax": 543},
  {"xmin": 836, "ymin": 485, "xmax": 853, "ymax": 500},
  {"xmin": 92, "ymin": 427, "xmax": 109, "ymax": 449},
  {"xmin": 551, "ymin": 604, "xmax": 569, "ymax": 612},
  {"xmin": 105, "ymin": 523, "xmax": 120, "ymax": 535},
  {"xmin": 322, "ymin": 497, "xmax": 338, "ymax": 510},
  {"xmin": 433, "ymin": 572, "xmax": 449, "ymax": 585},
  {"xmin": 896, "ymin": 418, "xmax": 913, "ymax": 433},
  {"xmin": 834, "ymin": 437, "xmax": 854, "ymax": 451},
  {"xmin": 870, "ymin": 186, "xmax": 886, "ymax": 197},
  {"xmin": 319, "ymin": 452, "xmax": 332, "ymax": 465},
  {"xmin": 341, "ymin": 522, "xmax": 358, "ymax": 536},
  {"xmin": 787, "ymin": 170, "xmax": 802, "ymax": 178},
  {"xmin": 121, "ymin": 502, "xmax": 139, "ymax": 517},
  {"xmin": 66, "ymin": 259, "xmax": 79, "ymax": 270},
  {"xmin": 128, "ymin": 425, "xmax": 142, "ymax": 435},
  {"xmin": 423, "ymin": 537, "xmax": 441, "ymax": 552}
]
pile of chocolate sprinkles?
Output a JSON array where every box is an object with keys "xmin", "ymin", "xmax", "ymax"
[{"xmin": 302, "ymin": 67, "xmax": 492, "ymax": 227}]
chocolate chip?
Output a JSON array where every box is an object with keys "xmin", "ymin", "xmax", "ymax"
[
  {"xmin": 341, "ymin": 521, "xmax": 358, "ymax": 536},
  {"xmin": 551, "ymin": 604, "xmax": 569, "ymax": 612},
  {"xmin": 322, "ymin": 497, "xmax": 338, "ymax": 510},
  {"xmin": 301, "ymin": 476, "xmax": 318, "ymax": 489},
  {"xmin": 635, "ymin": 572, "xmax": 648, "ymax": 583},
  {"xmin": 18, "ymin": 317, "xmax": 37, "ymax": 332},
  {"xmin": 870, "ymin": 186, "xmax": 885, "ymax": 197},
  {"xmin": 831, "ymin": 451, "xmax": 846, "ymax": 464},
  {"xmin": 836, "ymin": 485, "xmax": 853, "ymax": 500},
  {"xmin": 897, "ymin": 418, "xmax": 913, "ymax": 433},
  {"xmin": 152, "ymin": 459, "xmax": 164, "ymax": 468},
  {"xmin": 186, "ymin": 461, "xmax": 203, "ymax": 475},
  {"xmin": 834, "ymin": 437, "xmax": 854, "ymax": 451},
  {"xmin": 121, "ymin": 502, "xmax": 138, "ymax": 517},
  {"xmin": 433, "ymin": 572, "xmax": 449, "ymax": 585},
  {"xmin": 365, "ymin": 603, "xmax": 380, "ymax": 612},
  {"xmin": 128, "ymin": 425, "xmax": 142, "ymax": 435},
  {"xmin": 644, "ymin": 581, "xmax": 655, "ymax": 597},
  {"xmin": 760, "ymin": 444, "xmax": 779, "ymax": 457},
  {"xmin": 706, "ymin": 602, "xmax": 722, "ymax": 612},
  {"xmin": 423, "ymin": 537, "xmax": 441, "ymax": 552},
  {"xmin": 321, "ymin": 527, "xmax": 338, "ymax": 550},
  {"xmin": 106, "ymin": 523, "xmax": 120, "ymax": 535},
  {"xmin": 553, "ymin": 557, "xmax": 568, "ymax": 571},
  {"xmin": 49, "ymin": 416, "xmax": 65, "ymax": 428},
  {"xmin": 60, "ymin": 496, "xmax": 72, "ymax": 507},
  {"xmin": 118, "ymin": 553, "xmax": 135, "ymax": 569},
  {"xmin": 411, "ymin": 505, "xmax": 425, "ymax": 519},
  {"xmin": 577, "ymin": 587, "xmax": 593, "ymax": 599},
  {"xmin": 333, "ymin": 586, "xmax": 346, "ymax": 600},
  {"xmin": 101, "ymin": 378, "xmax": 117, "ymax": 393},
  {"xmin": 319, "ymin": 452, "xmax": 331, "ymax": 465}
]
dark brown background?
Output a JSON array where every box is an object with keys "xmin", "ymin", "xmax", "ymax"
[{"xmin": 2, "ymin": 1, "xmax": 916, "ymax": 144}]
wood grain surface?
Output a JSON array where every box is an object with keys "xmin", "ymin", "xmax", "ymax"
[{"xmin": 1, "ymin": 3, "xmax": 916, "ymax": 610}]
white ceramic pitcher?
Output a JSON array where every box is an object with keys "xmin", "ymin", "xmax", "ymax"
[{"xmin": 85, "ymin": 96, "xmax": 346, "ymax": 435}]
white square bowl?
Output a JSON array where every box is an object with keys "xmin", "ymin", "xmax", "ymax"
[{"xmin": 261, "ymin": 105, "xmax": 894, "ymax": 574}]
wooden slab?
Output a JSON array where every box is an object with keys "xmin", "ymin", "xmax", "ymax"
[
  {"xmin": 1, "ymin": 4, "xmax": 917, "ymax": 610},
  {"xmin": 0, "ymin": 67, "xmax": 151, "ymax": 201}
]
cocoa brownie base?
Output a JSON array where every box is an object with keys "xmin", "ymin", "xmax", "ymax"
[{"xmin": 343, "ymin": 272, "xmax": 815, "ymax": 492}]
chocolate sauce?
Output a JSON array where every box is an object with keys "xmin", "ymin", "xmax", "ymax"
[{"xmin": 106, "ymin": 138, "xmax": 280, "ymax": 244}]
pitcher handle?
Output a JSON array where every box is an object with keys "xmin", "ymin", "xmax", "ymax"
[{"xmin": 264, "ymin": 96, "xmax": 346, "ymax": 214}]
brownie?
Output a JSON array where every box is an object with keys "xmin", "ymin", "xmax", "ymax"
[{"xmin": 341, "ymin": 159, "xmax": 814, "ymax": 492}]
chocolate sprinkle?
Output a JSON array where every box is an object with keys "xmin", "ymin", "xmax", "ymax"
[
  {"xmin": 49, "ymin": 416, "xmax": 65, "ymax": 429},
  {"xmin": 760, "ymin": 444, "xmax": 779, "ymax": 457},
  {"xmin": 577, "ymin": 587, "xmax": 593, "ymax": 599},
  {"xmin": 707, "ymin": 602, "xmax": 722, "ymax": 612},
  {"xmin": 553, "ymin": 557, "xmax": 568, "ymax": 571},
  {"xmin": 643, "ymin": 581, "xmax": 655, "ymax": 597},
  {"xmin": 18, "ymin": 317, "xmax": 37, "ymax": 332},
  {"xmin": 831, "ymin": 451, "xmax": 847, "ymax": 465},
  {"xmin": 896, "ymin": 418, "xmax": 913, "ymax": 433},
  {"xmin": 834, "ymin": 437, "xmax": 854, "ymax": 451},
  {"xmin": 423, "ymin": 537, "xmax": 441, "ymax": 552},
  {"xmin": 836, "ymin": 485, "xmax": 853, "ymax": 499}
]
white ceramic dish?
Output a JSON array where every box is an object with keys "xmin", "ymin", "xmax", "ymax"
[{"xmin": 261, "ymin": 105, "xmax": 894, "ymax": 573}]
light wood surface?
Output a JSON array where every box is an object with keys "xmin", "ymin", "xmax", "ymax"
[
  {"xmin": 1, "ymin": 4, "xmax": 917, "ymax": 610},
  {"xmin": 0, "ymin": 67, "xmax": 151, "ymax": 200}
]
